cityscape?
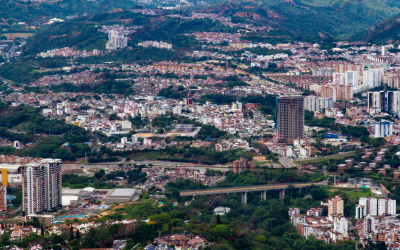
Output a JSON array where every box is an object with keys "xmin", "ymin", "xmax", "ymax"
[{"xmin": 2, "ymin": 0, "xmax": 400, "ymax": 249}]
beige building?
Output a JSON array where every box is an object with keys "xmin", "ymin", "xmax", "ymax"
[{"xmin": 328, "ymin": 196, "xmax": 344, "ymax": 215}]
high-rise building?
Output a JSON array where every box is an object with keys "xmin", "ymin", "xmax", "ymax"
[
  {"xmin": 303, "ymin": 96, "xmax": 333, "ymax": 112},
  {"xmin": 345, "ymin": 71, "xmax": 359, "ymax": 86},
  {"xmin": 355, "ymin": 204, "xmax": 365, "ymax": 219},
  {"xmin": 22, "ymin": 159, "xmax": 62, "ymax": 215},
  {"xmin": 328, "ymin": 196, "xmax": 344, "ymax": 215},
  {"xmin": 378, "ymin": 198, "xmax": 396, "ymax": 215},
  {"xmin": 374, "ymin": 120, "xmax": 393, "ymax": 138},
  {"xmin": 276, "ymin": 96, "xmax": 304, "ymax": 143},
  {"xmin": 368, "ymin": 91, "xmax": 385, "ymax": 110},
  {"xmin": 363, "ymin": 215, "xmax": 375, "ymax": 234},
  {"xmin": 363, "ymin": 69, "xmax": 382, "ymax": 88},
  {"xmin": 0, "ymin": 186, "xmax": 6, "ymax": 211},
  {"xmin": 359, "ymin": 197, "xmax": 377, "ymax": 216},
  {"xmin": 333, "ymin": 73, "xmax": 345, "ymax": 85},
  {"xmin": 333, "ymin": 216, "xmax": 348, "ymax": 235},
  {"xmin": 387, "ymin": 91, "xmax": 400, "ymax": 112},
  {"xmin": 106, "ymin": 30, "xmax": 128, "ymax": 50}
]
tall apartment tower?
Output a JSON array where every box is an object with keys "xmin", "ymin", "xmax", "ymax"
[
  {"xmin": 368, "ymin": 91, "xmax": 385, "ymax": 110},
  {"xmin": 22, "ymin": 159, "xmax": 62, "ymax": 215},
  {"xmin": 359, "ymin": 197, "xmax": 377, "ymax": 216},
  {"xmin": 276, "ymin": 96, "xmax": 304, "ymax": 144},
  {"xmin": 387, "ymin": 91, "xmax": 400, "ymax": 112},
  {"xmin": 0, "ymin": 186, "xmax": 6, "ymax": 211},
  {"xmin": 328, "ymin": 196, "xmax": 344, "ymax": 215}
]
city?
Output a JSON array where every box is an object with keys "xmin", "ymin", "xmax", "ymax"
[{"xmin": 1, "ymin": 0, "xmax": 400, "ymax": 249}]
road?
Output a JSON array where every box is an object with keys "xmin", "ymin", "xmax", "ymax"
[
  {"xmin": 279, "ymin": 157, "xmax": 297, "ymax": 168},
  {"xmin": 180, "ymin": 181, "xmax": 326, "ymax": 196},
  {"xmin": 66, "ymin": 160, "xmax": 233, "ymax": 172}
]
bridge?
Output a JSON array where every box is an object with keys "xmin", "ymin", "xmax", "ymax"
[{"xmin": 180, "ymin": 181, "xmax": 326, "ymax": 204}]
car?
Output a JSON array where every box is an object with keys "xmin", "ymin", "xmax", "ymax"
[
  {"xmin": 81, "ymin": 167, "xmax": 84, "ymax": 168},
  {"xmin": 195, "ymin": 191, "xmax": 198, "ymax": 193}
]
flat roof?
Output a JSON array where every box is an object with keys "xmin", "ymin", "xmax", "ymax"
[{"xmin": 110, "ymin": 189, "xmax": 136, "ymax": 197}]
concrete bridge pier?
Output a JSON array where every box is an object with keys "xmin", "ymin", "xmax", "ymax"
[
  {"xmin": 192, "ymin": 195, "xmax": 195, "ymax": 201},
  {"xmin": 261, "ymin": 190, "xmax": 266, "ymax": 201},
  {"xmin": 241, "ymin": 192, "xmax": 247, "ymax": 204},
  {"xmin": 279, "ymin": 189, "xmax": 285, "ymax": 199}
]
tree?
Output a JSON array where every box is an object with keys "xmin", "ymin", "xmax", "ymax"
[
  {"xmin": 69, "ymin": 226, "xmax": 74, "ymax": 241},
  {"xmin": 76, "ymin": 230, "xmax": 80, "ymax": 239},
  {"xmin": 216, "ymin": 215, "xmax": 221, "ymax": 225},
  {"xmin": 41, "ymin": 225, "xmax": 44, "ymax": 236}
]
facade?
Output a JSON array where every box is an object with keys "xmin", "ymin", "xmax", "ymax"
[
  {"xmin": 22, "ymin": 159, "xmax": 62, "ymax": 215},
  {"xmin": 333, "ymin": 216, "xmax": 348, "ymax": 235},
  {"xmin": 328, "ymin": 196, "xmax": 344, "ymax": 215},
  {"xmin": 359, "ymin": 197, "xmax": 377, "ymax": 216},
  {"xmin": 364, "ymin": 69, "xmax": 382, "ymax": 88},
  {"xmin": 368, "ymin": 91, "xmax": 385, "ymax": 110},
  {"xmin": 276, "ymin": 96, "xmax": 304, "ymax": 143},
  {"xmin": 345, "ymin": 71, "xmax": 359, "ymax": 86},
  {"xmin": 378, "ymin": 198, "xmax": 396, "ymax": 215},
  {"xmin": 355, "ymin": 204, "xmax": 365, "ymax": 219},
  {"xmin": 303, "ymin": 96, "xmax": 333, "ymax": 112},
  {"xmin": 374, "ymin": 120, "xmax": 393, "ymax": 138},
  {"xmin": 363, "ymin": 215, "xmax": 375, "ymax": 234},
  {"xmin": 0, "ymin": 185, "xmax": 6, "ymax": 211},
  {"xmin": 106, "ymin": 30, "xmax": 128, "ymax": 50},
  {"xmin": 387, "ymin": 91, "xmax": 400, "ymax": 113},
  {"xmin": 232, "ymin": 158, "xmax": 256, "ymax": 173},
  {"xmin": 25, "ymin": 214, "xmax": 55, "ymax": 225}
]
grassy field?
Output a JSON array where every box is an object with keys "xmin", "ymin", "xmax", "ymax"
[
  {"xmin": 293, "ymin": 152, "xmax": 355, "ymax": 165},
  {"xmin": 327, "ymin": 187, "xmax": 376, "ymax": 201}
]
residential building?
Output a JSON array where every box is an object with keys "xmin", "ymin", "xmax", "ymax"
[
  {"xmin": 387, "ymin": 91, "xmax": 400, "ymax": 113},
  {"xmin": 22, "ymin": 159, "xmax": 62, "ymax": 215},
  {"xmin": 355, "ymin": 204, "xmax": 365, "ymax": 219},
  {"xmin": 364, "ymin": 69, "xmax": 382, "ymax": 88},
  {"xmin": 0, "ymin": 185, "xmax": 6, "ymax": 211},
  {"xmin": 232, "ymin": 158, "xmax": 256, "ymax": 173},
  {"xmin": 378, "ymin": 198, "xmax": 396, "ymax": 215},
  {"xmin": 374, "ymin": 120, "xmax": 393, "ymax": 138},
  {"xmin": 276, "ymin": 96, "xmax": 304, "ymax": 143},
  {"xmin": 303, "ymin": 96, "xmax": 333, "ymax": 112},
  {"xmin": 328, "ymin": 196, "xmax": 344, "ymax": 215},
  {"xmin": 363, "ymin": 215, "xmax": 375, "ymax": 234},
  {"xmin": 333, "ymin": 216, "xmax": 348, "ymax": 235},
  {"xmin": 368, "ymin": 91, "xmax": 385, "ymax": 110},
  {"xmin": 359, "ymin": 197, "xmax": 378, "ymax": 216},
  {"xmin": 345, "ymin": 71, "xmax": 359, "ymax": 86}
]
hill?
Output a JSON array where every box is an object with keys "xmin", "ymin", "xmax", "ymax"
[{"xmin": 191, "ymin": 0, "xmax": 400, "ymax": 40}]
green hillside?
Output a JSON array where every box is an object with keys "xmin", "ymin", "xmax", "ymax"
[{"xmin": 193, "ymin": 0, "xmax": 400, "ymax": 39}]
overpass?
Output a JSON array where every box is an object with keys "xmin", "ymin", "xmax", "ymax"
[{"xmin": 180, "ymin": 182, "xmax": 325, "ymax": 204}]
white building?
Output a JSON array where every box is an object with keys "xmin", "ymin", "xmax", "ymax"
[
  {"xmin": 363, "ymin": 69, "xmax": 381, "ymax": 88},
  {"xmin": 359, "ymin": 197, "xmax": 377, "ymax": 216},
  {"xmin": 132, "ymin": 135, "xmax": 137, "ymax": 143},
  {"xmin": 374, "ymin": 120, "xmax": 393, "ymax": 138},
  {"xmin": 121, "ymin": 121, "xmax": 132, "ymax": 130},
  {"xmin": 345, "ymin": 71, "xmax": 359, "ymax": 86},
  {"xmin": 106, "ymin": 30, "xmax": 128, "ymax": 50},
  {"xmin": 214, "ymin": 207, "xmax": 230, "ymax": 215},
  {"xmin": 173, "ymin": 106, "xmax": 182, "ymax": 115},
  {"xmin": 355, "ymin": 204, "xmax": 365, "ymax": 219},
  {"xmin": 378, "ymin": 198, "xmax": 396, "ymax": 215},
  {"xmin": 232, "ymin": 101, "xmax": 242, "ymax": 110},
  {"xmin": 333, "ymin": 216, "xmax": 348, "ymax": 235},
  {"xmin": 333, "ymin": 73, "xmax": 345, "ymax": 85},
  {"xmin": 304, "ymin": 96, "xmax": 333, "ymax": 112}
]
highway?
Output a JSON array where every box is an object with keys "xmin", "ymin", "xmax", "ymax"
[{"xmin": 180, "ymin": 181, "xmax": 325, "ymax": 196}]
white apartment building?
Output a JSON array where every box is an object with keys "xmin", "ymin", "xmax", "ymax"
[
  {"xmin": 304, "ymin": 96, "xmax": 333, "ymax": 112},
  {"xmin": 359, "ymin": 197, "xmax": 377, "ymax": 216},
  {"xmin": 374, "ymin": 120, "xmax": 393, "ymax": 138},
  {"xmin": 333, "ymin": 216, "xmax": 348, "ymax": 235},
  {"xmin": 378, "ymin": 198, "xmax": 396, "ymax": 215},
  {"xmin": 333, "ymin": 73, "xmax": 345, "ymax": 85},
  {"xmin": 106, "ymin": 30, "xmax": 128, "ymax": 50},
  {"xmin": 345, "ymin": 71, "xmax": 359, "ymax": 86},
  {"xmin": 355, "ymin": 204, "xmax": 365, "ymax": 219},
  {"xmin": 363, "ymin": 69, "xmax": 382, "ymax": 88}
]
